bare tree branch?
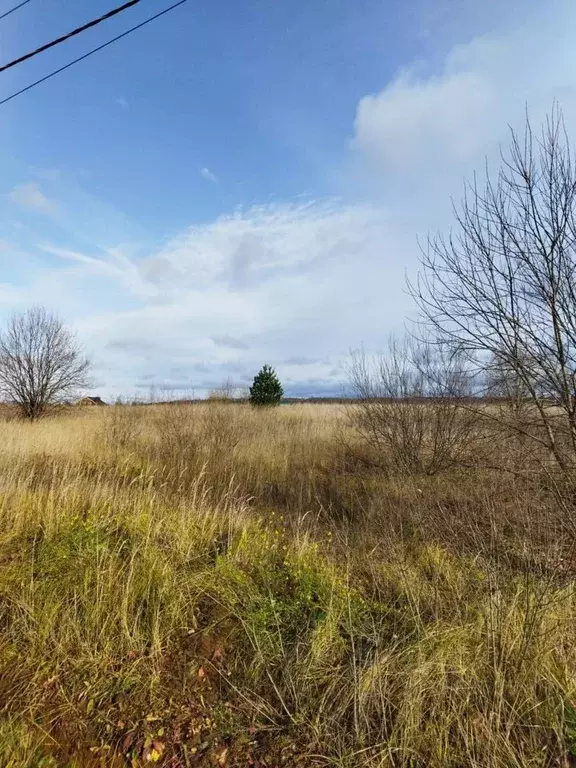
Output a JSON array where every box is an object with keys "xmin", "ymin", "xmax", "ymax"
[{"xmin": 410, "ymin": 104, "xmax": 576, "ymax": 473}]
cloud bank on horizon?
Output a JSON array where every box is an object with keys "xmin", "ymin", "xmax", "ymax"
[{"xmin": 0, "ymin": 0, "xmax": 574, "ymax": 399}]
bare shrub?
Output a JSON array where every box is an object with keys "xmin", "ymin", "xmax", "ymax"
[
  {"xmin": 348, "ymin": 337, "xmax": 481, "ymax": 474},
  {"xmin": 152, "ymin": 401, "xmax": 197, "ymax": 463},
  {"xmin": 208, "ymin": 377, "xmax": 239, "ymax": 402},
  {"xmin": 202, "ymin": 400, "xmax": 244, "ymax": 453}
]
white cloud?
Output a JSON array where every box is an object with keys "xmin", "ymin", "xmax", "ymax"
[
  {"xmin": 354, "ymin": 68, "xmax": 494, "ymax": 174},
  {"xmin": 200, "ymin": 167, "xmax": 218, "ymax": 183},
  {"xmin": 8, "ymin": 199, "xmax": 403, "ymax": 396},
  {"xmin": 10, "ymin": 183, "xmax": 57, "ymax": 216},
  {"xmin": 148, "ymin": 199, "xmax": 384, "ymax": 293},
  {"xmin": 212, "ymin": 334, "xmax": 249, "ymax": 350},
  {"xmin": 39, "ymin": 245, "xmax": 110, "ymax": 268},
  {"xmin": 103, "ymin": 205, "xmax": 377, "ymax": 377},
  {"xmin": 352, "ymin": 1, "xmax": 576, "ymax": 202}
]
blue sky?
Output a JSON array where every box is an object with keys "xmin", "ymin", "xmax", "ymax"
[{"xmin": 0, "ymin": 0, "xmax": 573, "ymax": 398}]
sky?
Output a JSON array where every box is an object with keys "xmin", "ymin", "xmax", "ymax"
[{"xmin": 0, "ymin": 0, "xmax": 574, "ymax": 399}]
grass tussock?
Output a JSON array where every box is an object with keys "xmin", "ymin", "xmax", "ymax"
[{"xmin": 0, "ymin": 403, "xmax": 575, "ymax": 765}]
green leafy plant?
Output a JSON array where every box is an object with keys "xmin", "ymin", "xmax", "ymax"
[{"xmin": 249, "ymin": 365, "xmax": 283, "ymax": 407}]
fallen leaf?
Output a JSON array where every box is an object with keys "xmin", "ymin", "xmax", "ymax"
[
  {"xmin": 121, "ymin": 731, "xmax": 135, "ymax": 752},
  {"xmin": 218, "ymin": 747, "xmax": 229, "ymax": 765},
  {"xmin": 152, "ymin": 740, "xmax": 165, "ymax": 756},
  {"xmin": 197, "ymin": 666, "xmax": 206, "ymax": 679}
]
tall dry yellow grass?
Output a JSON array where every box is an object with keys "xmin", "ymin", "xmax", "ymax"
[{"xmin": 0, "ymin": 402, "xmax": 574, "ymax": 766}]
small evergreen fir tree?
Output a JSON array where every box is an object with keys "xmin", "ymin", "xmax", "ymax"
[{"xmin": 249, "ymin": 364, "xmax": 283, "ymax": 406}]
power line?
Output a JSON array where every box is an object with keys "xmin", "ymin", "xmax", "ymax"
[
  {"xmin": 0, "ymin": 0, "xmax": 143, "ymax": 74},
  {"xmin": 0, "ymin": 0, "xmax": 189, "ymax": 107},
  {"xmin": 0, "ymin": 0, "xmax": 33, "ymax": 22}
]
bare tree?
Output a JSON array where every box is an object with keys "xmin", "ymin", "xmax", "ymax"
[
  {"xmin": 411, "ymin": 106, "xmax": 576, "ymax": 473},
  {"xmin": 0, "ymin": 307, "xmax": 91, "ymax": 420},
  {"xmin": 348, "ymin": 337, "xmax": 480, "ymax": 475},
  {"xmin": 208, "ymin": 377, "xmax": 238, "ymax": 402}
]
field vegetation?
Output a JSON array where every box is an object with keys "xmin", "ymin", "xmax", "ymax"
[{"xmin": 0, "ymin": 400, "xmax": 575, "ymax": 766}]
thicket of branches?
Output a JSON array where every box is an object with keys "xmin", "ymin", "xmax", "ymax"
[{"xmin": 349, "ymin": 338, "xmax": 481, "ymax": 474}]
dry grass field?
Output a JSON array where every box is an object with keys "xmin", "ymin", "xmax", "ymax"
[{"xmin": 0, "ymin": 402, "xmax": 576, "ymax": 766}]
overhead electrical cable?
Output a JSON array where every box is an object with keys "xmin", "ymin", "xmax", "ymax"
[
  {"xmin": 0, "ymin": 0, "xmax": 189, "ymax": 107},
  {"xmin": 0, "ymin": 0, "xmax": 33, "ymax": 22},
  {"xmin": 0, "ymin": 0, "xmax": 144, "ymax": 74},
  {"xmin": 0, "ymin": 0, "xmax": 33, "ymax": 23}
]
